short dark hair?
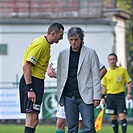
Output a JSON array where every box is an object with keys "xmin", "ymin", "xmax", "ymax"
[
  {"xmin": 47, "ymin": 22, "xmax": 64, "ymax": 34},
  {"xmin": 108, "ymin": 53, "xmax": 117, "ymax": 60},
  {"xmin": 67, "ymin": 27, "xmax": 84, "ymax": 41}
]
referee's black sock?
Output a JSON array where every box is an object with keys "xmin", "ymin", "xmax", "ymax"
[
  {"xmin": 121, "ymin": 119, "xmax": 127, "ymax": 133},
  {"xmin": 24, "ymin": 126, "xmax": 35, "ymax": 133},
  {"xmin": 111, "ymin": 120, "xmax": 119, "ymax": 133}
]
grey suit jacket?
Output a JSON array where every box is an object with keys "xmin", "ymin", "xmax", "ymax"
[{"xmin": 56, "ymin": 45, "xmax": 101, "ymax": 105}]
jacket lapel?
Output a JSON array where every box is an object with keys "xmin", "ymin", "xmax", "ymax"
[
  {"xmin": 77, "ymin": 45, "xmax": 86, "ymax": 74},
  {"xmin": 64, "ymin": 48, "xmax": 70, "ymax": 74}
]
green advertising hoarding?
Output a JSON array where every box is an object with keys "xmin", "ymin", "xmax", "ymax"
[
  {"xmin": 42, "ymin": 87, "xmax": 133, "ymax": 120},
  {"xmin": 42, "ymin": 87, "xmax": 58, "ymax": 119}
]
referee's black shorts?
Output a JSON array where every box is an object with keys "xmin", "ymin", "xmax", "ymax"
[
  {"xmin": 105, "ymin": 92, "xmax": 127, "ymax": 115},
  {"xmin": 19, "ymin": 75, "xmax": 44, "ymax": 114}
]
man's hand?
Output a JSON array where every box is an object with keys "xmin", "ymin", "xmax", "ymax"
[
  {"xmin": 47, "ymin": 64, "xmax": 56, "ymax": 78},
  {"xmin": 93, "ymin": 100, "xmax": 100, "ymax": 108},
  {"xmin": 28, "ymin": 91, "xmax": 36, "ymax": 103},
  {"xmin": 101, "ymin": 98, "xmax": 106, "ymax": 105},
  {"xmin": 126, "ymin": 93, "xmax": 132, "ymax": 100}
]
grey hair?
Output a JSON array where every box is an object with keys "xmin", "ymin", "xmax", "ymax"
[{"xmin": 67, "ymin": 27, "xmax": 84, "ymax": 41}]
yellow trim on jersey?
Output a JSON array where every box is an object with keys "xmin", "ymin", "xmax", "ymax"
[
  {"xmin": 101, "ymin": 66, "xmax": 132, "ymax": 94},
  {"xmin": 23, "ymin": 36, "xmax": 51, "ymax": 79}
]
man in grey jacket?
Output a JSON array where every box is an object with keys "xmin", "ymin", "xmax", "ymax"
[{"xmin": 56, "ymin": 27, "xmax": 101, "ymax": 133}]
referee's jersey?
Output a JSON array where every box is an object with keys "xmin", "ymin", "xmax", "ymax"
[
  {"xmin": 22, "ymin": 36, "xmax": 51, "ymax": 79},
  {"xmin": 101, "ymin": 66, "xmax": 132, "ymax": 94}
]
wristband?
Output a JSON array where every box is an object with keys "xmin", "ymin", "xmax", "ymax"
[
  {"xmin": 102, "ymin": 94, "xmax": 105, "ymax": 98},
  {"xmin": 128, "ymin": 93, "xmax": 131, "ymax": 95},
  {"xmin": 26, "ymin": 83, "xmax": 34, "ymax": 92}
]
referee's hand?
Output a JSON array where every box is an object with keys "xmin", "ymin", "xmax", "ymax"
[
  {"xmin": 101, "ymin": 98, "xmax": 106, "ymax": 105},
  {"xmin": 28, "ymin": 91, "xmax": 36, "ymax": 103},
  {"xmin": 126, "ymin": 93, "xmax": 132, "ymax": 100}
]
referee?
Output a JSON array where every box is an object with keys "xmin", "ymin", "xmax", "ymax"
[
  {"xmin": 101, "ymin": 53, "xmax": 132, "ymax": 133},
  {"xmin": 19, "ymin": 23, "xmax": 64, "ymax": 133}
]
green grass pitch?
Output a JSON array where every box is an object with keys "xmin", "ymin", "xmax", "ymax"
[{"xmin": 0, "ymin": 124, "xmax": 133, "ymax": 133}]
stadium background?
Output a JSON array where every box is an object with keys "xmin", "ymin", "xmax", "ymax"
[{"xmin": 0, "ymin": 0, "xmax": 133, "ymax": 126}]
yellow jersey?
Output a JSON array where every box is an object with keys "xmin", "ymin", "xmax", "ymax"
[
  {"xmin": 101, "ymin": 66, "xmax": 132, "ymax": 94},
  {"xmin": 23, "ymin": 36, "xmax": 51, "ymax": 79}
]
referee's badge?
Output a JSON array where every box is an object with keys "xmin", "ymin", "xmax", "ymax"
[{"xmin": 117, "ymin": 76, "xmax": 122, "ymax": 82}]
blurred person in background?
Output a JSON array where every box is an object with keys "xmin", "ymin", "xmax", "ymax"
[{"xmin": 101, "ymin": 53, "xmax": 132, "ymax": 133}]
